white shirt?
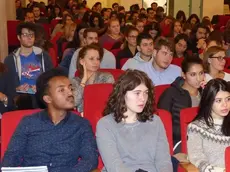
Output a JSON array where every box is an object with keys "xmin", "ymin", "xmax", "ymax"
[{"xmin": 205, "ymin": 72, "xmax": 230, "ymax": 82}]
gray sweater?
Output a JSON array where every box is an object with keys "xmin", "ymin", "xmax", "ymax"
[
  {"xmin": 96, "ymin": 114, "xmax": 173, "ymax": 172},
  {"xmin": 187, "ymin": 118, "xmax": 230, "ymax": 172}
]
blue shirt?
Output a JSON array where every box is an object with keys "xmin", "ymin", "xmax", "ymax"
[
  {"xmin": 19, "ymin": 52, "xmax": 41, "ymax": 94},
  {"xmin": 2, "ymin": 110, "xmax": 98, "ymax": 172},
  {"xmin": 138, "ymin": 62, "xmax": 181, "ymax": 86}
]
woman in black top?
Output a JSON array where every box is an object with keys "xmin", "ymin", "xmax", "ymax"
[{"xmin": 116, "ymin": 26, "xmax": 139, "ymax": 68}]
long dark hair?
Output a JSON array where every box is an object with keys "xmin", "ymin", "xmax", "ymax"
[
  {"xmin": 193, "ymin": 79, "xmax": 230, "ymax": 136},
  {"xmin": 103, "ymin": 69, "xmax": 156, "ymax": 123}
]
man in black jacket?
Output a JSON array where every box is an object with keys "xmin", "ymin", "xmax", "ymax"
[{"xmin": 4, "ymin": 22, "xmax": 53, "ymax": 109}]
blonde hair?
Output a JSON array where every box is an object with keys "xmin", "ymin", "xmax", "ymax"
[
  {"xmin": 63, "ymin": 23, "xmax": 77, "ymax": 41},
  {"xmin": 203, "ymin": 46, "xmax": 226, "ymax": 73}
]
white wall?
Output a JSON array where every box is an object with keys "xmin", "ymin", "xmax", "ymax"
[
  {"xmin": 173, "ymin": 0, "xmax": 190, "ymax": 18},
  {"xmin": 25, "ymin": 0, "xmax": 48, "ymax": 6},
  {"xmin": 191, "ymin": 0, "xmax": 201, "ymax": 18},
  {"xmin": 202, "ymin": 0, "xmax": 224, "ymax": 18}
]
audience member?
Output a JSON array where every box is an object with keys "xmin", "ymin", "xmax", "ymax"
[
  {"xmin": 187, "ymin": 14, "xmax": 200, "ymax": 29},
  {"xmin": 176, "ymin": 10, "xmax": 186, "ymax": 25},
  {"xmin": 203, "ymin": 46, "xmax": 230, "ymax": 82},
  {"xmin": 138, "ymin": 37, "xmax": 181, "ymax": 86},
  {"xmin": 69, "ymin": 28, "xmax": 116, "ymax": 79},
  {"xmin": 173, "ymin": 34, "xmax": 189, "ymax": 58},
  {"xmin": 71, "ymin": 44, "xmax": 115, "ymax": 113},
  {"xmin": 122, "ymin": 33, "xmax": 153, "ymax": 70},
  {"xmin": 144, "ymin": 22, "xmax": 161, "ymax": 40},
  {"xmin": 4, "ymin": 22, "xmax": 53, "ymax": 109},
  {"xmin": 116, "ymin": 26, "xmax": 139, "ymax": 68},
  {"xmin": 60, "ymin": 24, "xmax": 89, "ymax": 72},
  {"xmin": 188, "ymin": 78, "xmax": 230, "ymax": 172},
  {"xmin": 187, "ymin": 23, "xmax": 209, "ymax": 55},
  {"xmin": 96, "ymin": 69, "xmax": 173, "ymax": 172},
  {"xmin": 158, "ymin": 57, "xmax": 205, "ymax": 152},
  {"xmin": 33, "ymin": 5, "xmax": 48, "ymax": 24},
  {"xmin": 99, "ymin": 18, "xmax": 123, "ymax": 49},
  {"xmin": 2, "ymin": 68, "xmax": 98, "ymax": 172},
  {"xmin": 24, "ymin": 10, "xmax": 35, "ymax": 23}
]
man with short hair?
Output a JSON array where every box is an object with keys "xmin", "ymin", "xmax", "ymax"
[
  {"xmin": 4, "ymin": 22, "xmax": 53, "ymax": 109},
  {"xmin": 134, "ymin": 19, "xmax": 144, "ymax": 33},
  {"xmin": 2, "ymin": 68, "xmax": 98, "ymax": 172},
  {"xmin": 68, "ymin": 28, "xmax": 116, "ymax": 79},
  {"xmin": 138, "ymin": 37, "xmax": 181, "ymax": 86},
  {"xmin": 122, "ymin": 33, "xmax": 153, "ymax": 70},
  {"xmin": 151, "ymin": 2, "xmax": 158, "ymax": 11},
  {"xmin": 32, "ymin": 5, "xmax": 48, "ymax": 23},
  {"xmin": 112, "ymin": 3, "xmax": 119, "ymax": 12},
  {"xmin": 187, "ymin": 24, "xmax": 209, "ymax": 55},
  {"xmin": 27, "ymin": 0, "xmax": 39, "ymax": 9},
  {"xmin": 24, "ymin": 10, "xmax": 35, "ymax": 23},
  {"xmin": 147, "ymin": 8, "xmax": 155, "ymax": 23}
]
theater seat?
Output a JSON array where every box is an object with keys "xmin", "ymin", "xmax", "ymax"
[
  {"xmin": 1, "ymin": 109, "xmax": 41, "ymax": 159},
  {"xmin": 226, "ymin": 146, "xmax": 230, "ymax": 172},
  {"xmin": 155, "ymin": 84, "xmax": 170, "ymax": 105},
  {"xmin": 7, "ymin": 20, "xmax": 20, "ymax": 46},
  {"xmin": 172, "ymin": 58, "xmax": 184, "ymax": 67},
  {"xmin": 180, "ymin": 107, "xmax": 199, "ymax": 153},
  {"xmin": 120, "ymin": 58, "xmax": 129, "ymax": 68},
  {"xmin": 157, "ymin": 109, "xmax": 173, "ymax": 155}
]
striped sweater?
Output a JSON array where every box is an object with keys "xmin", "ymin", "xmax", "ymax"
[{"xmin": 187, "ymin": 118, "xmax": 230, "ymax": 172}]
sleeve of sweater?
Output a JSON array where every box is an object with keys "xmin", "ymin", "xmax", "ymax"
[
  {"xmin": 187, "ymin": 123, "xmax": 225, "ymax": 172},
  {"xmin": 157, "ymin": 88, "xmax": 173, "ymax": 112},
  {"xmin": 102, "ymin": 50, "xmax": 116, "ymax": 69},
  {"xmin": 121, "ymin": 59, "xmax": 132, "ymax": 70},
  {"xmin": 69, "ymin": 120, "xmax": 98, "ymax": 172},
  {"xmin": 69, "ymin": 50, "xmax": 78, "ymax": 79},
  {"xmin": 96, "ymin": 118, "xmax": 132, "ymax": 172},
  {"xmin": 154, "ymin": 116, "xmax": 173, "ymax": 172},
  {"xmin": 2, "ymin": 117, "xmax": 29, "ymax": 167},
  {"xmin": 71, "ymin": 78, "xmax": 84, "ymax": 112}
]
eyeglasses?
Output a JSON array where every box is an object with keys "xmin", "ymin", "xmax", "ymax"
[
  {"xmin": 210, "ymin": 56, "xmax": 226, "ymax": 61},
  {"xmin": 21, "ymin": 33, "xmax": 34, "ymax": 38},
  {"xmin": 128, "ymin": 35, "xmax": 138, "ymax": 39}
]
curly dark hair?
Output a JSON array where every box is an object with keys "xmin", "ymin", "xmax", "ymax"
[{"xmin": 103, "ymin": 69, "xmax": 156, "ymax": 123}]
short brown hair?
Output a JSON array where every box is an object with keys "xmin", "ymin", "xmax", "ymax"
[
  {"xmin": 83, "ymin": 28, "xmax": 98, "ymax": 38},
  {"xmin": 154, "ymin": 37, "xmax": 174, "ymax": 52},
  {"xmin": 203, "ymin": 46, "xmax": 226, "ymax": 73},
  {"xmin": 76, "ymin": 43, "xmax": 104, "ymax": 78}
]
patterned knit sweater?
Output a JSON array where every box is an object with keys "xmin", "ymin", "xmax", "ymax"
[{"xmin": 187, "ymin": 118, "xmax": 230, "ymax": 172}]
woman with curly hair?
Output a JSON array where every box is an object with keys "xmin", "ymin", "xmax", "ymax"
[{"xmin": 96, "ymin": 69, "xmax": 173, "ymax": 172}]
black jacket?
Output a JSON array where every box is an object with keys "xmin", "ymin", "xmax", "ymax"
[{"xmin": 157, "ymin": 77, "xmax": 202, "ymax": 145}]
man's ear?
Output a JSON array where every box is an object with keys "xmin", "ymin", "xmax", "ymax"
[
  {"xmin": 43, "ymin": 95, "xmax": 51, "ymax": 104},
  {"xmin": 17, "ymin": 35, "xmax": 21, "ymax": 41},
  {"xmin": 137, "ymin": 45, "xmax": 141, "ymax": 52}
]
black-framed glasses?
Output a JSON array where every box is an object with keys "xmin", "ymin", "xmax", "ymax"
[
  {"xmin": 210, "ymin": 56, "xmax": 226, "ymax": 61},
  {"xmin": 21, "ymin": 33, "xmax": 34, "ymax": 38}
]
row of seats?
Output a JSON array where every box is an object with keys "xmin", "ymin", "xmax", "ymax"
[{"xmin": 1, "ymin": 104, "xmax": 230, "ymax": 171}]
